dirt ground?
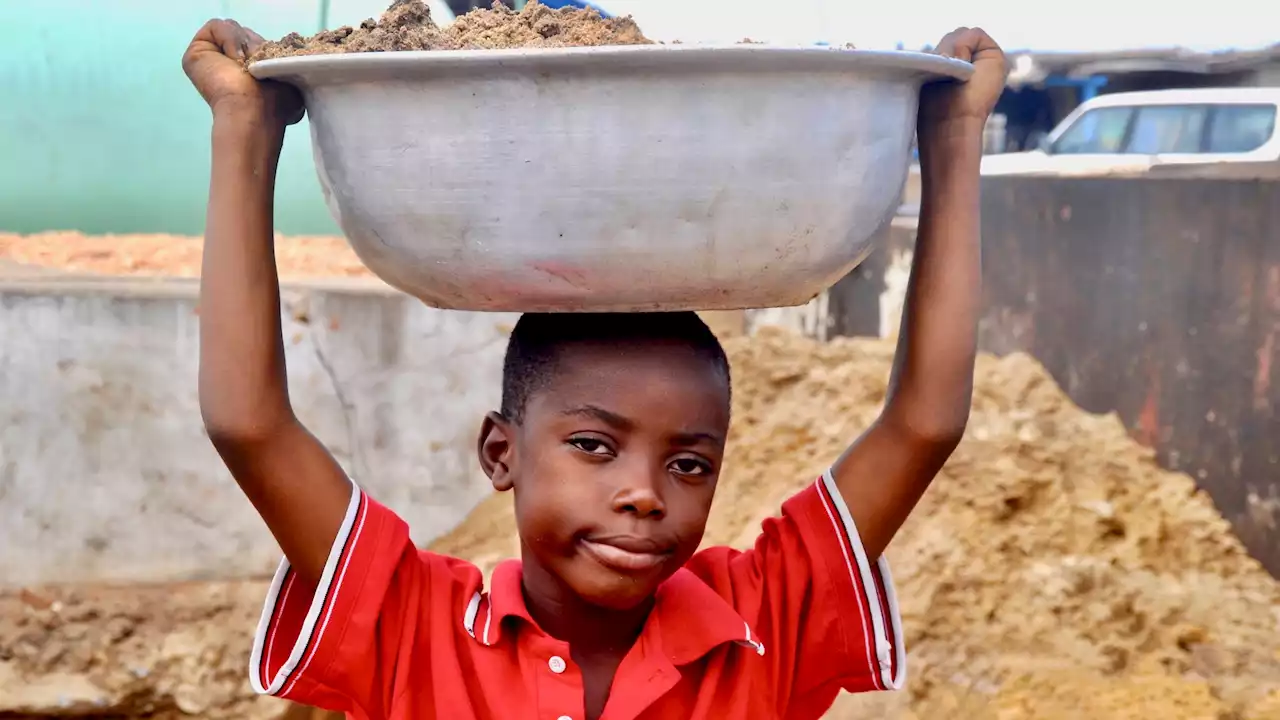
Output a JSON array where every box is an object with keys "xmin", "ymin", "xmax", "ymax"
[{"xmin": 2, "ymin": 234, "xmax": 1278, "ymax": 718}]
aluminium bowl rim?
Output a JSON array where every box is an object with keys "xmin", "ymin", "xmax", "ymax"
[{"xmin": 249, "ymin": 44, "xmax": 974, "ymax": 83}]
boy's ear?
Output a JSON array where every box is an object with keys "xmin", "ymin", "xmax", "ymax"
[{"xmin": 477, "ymin": 411, "xmax": 516, "ymax": 492}]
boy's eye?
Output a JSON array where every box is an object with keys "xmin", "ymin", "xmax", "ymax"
[
  {"xmin": 569, "ymin": 437, "xmax": 613, "ymax": 456},
  {"xmin": 670, "ymin": 457, "xmax": 710, "ymax": 476}
]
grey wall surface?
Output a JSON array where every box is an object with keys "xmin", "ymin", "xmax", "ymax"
[{"xmin": 0, "ymin": 278, "xmax": 515, "ymax": 587}]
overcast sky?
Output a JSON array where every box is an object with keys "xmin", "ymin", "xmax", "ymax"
[{"xmin": 589, "ymin": 0, "xmax": 1276, "ymax": 52}]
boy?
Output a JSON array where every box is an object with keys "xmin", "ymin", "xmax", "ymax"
[{"xmin": 182, "ymin": 19, "xmax": 1005, "ymax": 720}]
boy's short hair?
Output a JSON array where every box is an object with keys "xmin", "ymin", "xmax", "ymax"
[{"xmin": 500, "ymin": 311, "xmax": 731, "ymax": 423}]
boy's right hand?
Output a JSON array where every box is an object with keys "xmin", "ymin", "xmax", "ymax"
[{"xmin": 182, "ymin": 19, "xmax": 303, "ymax": 126}]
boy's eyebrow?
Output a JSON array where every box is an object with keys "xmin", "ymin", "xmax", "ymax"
[
  {"xmin": 561, "ymin": 404, "xmax": 634, "ymax": 430},
  {"xmin": 670, "ymin": 431, "xmax": 724, "ymax": 447},
  {"xmin": 561, "ymin": 404, "xmax": 724, "ymax": 446}
]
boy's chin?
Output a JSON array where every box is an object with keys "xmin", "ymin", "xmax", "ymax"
[
  {"xmin": 579, "ymin": 587, "xmax": 658, "ymax": 612},
  {"xmin": 567, "ymin": 565, "xmax": 665, "ymax": 611}
]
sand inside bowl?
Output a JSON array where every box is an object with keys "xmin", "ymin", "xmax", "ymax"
[{"xmin": 249, "ymin": 0, "xmax": 650, "ymax": 61}]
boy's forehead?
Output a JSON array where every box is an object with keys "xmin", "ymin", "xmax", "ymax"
[
  {"xmin": 530, "ymin": 341, "xmax": 730, "ymax": 427},
  {"xmin": 550, "ymin": 340, "xmax": 727, "ymax": 389}
]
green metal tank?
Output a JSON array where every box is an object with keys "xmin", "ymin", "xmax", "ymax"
[{"xmin": 0, "ymin": 0, "xmax": 404, "ymax": 236}]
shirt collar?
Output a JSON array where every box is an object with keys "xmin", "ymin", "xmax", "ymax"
[{"xmin": 465, "ymin": 559, "xmax": 765, "ymax": 664}]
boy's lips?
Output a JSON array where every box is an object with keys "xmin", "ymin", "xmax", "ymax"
[{"xmin": 580, "ymin": 536, "xmax": 673, "ymax": 572}]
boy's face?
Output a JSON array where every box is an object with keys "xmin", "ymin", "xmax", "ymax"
[{"xmin": 478, "ymin": 339, "xmax": 730, "ymax": 611}]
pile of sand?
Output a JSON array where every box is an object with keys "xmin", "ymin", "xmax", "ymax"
[
  {"xmin": 431, "ymin": 328, "xmax": 1280, "ymax": 719},
  {"xmin": 0, "ymin": 583, "xmax": 281, "ymax": 719},
  {"xmin": 250, "ymin": 0, "xmax": 650, "ymax": 62}
]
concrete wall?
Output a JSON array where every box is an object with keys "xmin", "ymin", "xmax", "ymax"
[
  {"xmin": 0, "ymin": 271, "xmax": 835, "ymax": 589},
  {"xmin": 0, "ymin": 277, "xmax": 514, "ymax": 588}
]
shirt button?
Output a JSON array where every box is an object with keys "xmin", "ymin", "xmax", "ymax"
[
  {"xmin": 556, "ymin": 716, "xmax": 573, "ymax": 720},
  {"xmin": 548, "ymin": 655, "xmax": 567, "ymax": 674}
]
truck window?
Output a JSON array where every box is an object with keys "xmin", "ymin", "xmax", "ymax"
[
  {"xmin": 1052, "ymin": 107, "xmax": 1133, "ymax": 154},
  {"xmin": 1206, "ymin": 104, "xmax": 1278, "ymax": 153},
  {"xmin": 1124, "ymin": 105, "xmax": 1208, "ymax": 154}
]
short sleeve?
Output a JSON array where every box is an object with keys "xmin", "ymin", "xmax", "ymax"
[
  {"xmin": 691, "ymin": 470, "xmax": 905, "ymax": 711},
  {"xmin": 247, "ymin": 485, "xmax": 439, "ymax": 715}
]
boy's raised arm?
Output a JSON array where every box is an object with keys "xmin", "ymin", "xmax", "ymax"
[
  {"xmin": 184, "ymin": 20, "xmax": 353, "ymax": 587},
  {"xmin": 830, "ymin": 28, "xmax": 1007, "ymax": 560}
]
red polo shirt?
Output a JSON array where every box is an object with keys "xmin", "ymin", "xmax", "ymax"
[{"xmin": 249, "ymin": 470, "xmax": 904, "ymax": 719}]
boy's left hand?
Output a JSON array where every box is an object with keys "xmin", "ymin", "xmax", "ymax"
[{"xmin": 920, "ymin": 27, "xmax": 1007, "ymax": 130}]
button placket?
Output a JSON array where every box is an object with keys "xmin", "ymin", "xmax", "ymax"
[{"xmin": 531, "ymin": 641, "xmax": 581, "ymax": 720}]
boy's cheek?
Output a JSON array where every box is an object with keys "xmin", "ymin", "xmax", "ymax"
[{"xmin": 514, "ymin": 478, "xmax": 586, "ymax": 548}]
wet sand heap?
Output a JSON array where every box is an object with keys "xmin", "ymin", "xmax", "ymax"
[
  {"xmin": 249, "ymin": 0, "xmax": 650, "ymax": 62},
  {"xmin": 434, "ymin": 328, "xmax": 1280, "ymax": 719}
]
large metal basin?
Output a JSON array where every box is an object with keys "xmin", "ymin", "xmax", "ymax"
[{"xmin": 251, "ymin": 46, "xmax": 971, "ymax": 312}]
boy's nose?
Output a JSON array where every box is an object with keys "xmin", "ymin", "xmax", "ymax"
[{"xmin": 610, "ymin": 476, "xmax": 666, "ymax": 520}]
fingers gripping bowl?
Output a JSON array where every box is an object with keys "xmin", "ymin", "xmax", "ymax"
[{"xmin": 250, "ymin": 47, "xmax": 971, "ymax": 312}]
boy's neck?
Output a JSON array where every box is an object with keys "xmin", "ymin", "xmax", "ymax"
[{"xmin": 520, "ymin": 561, "xmax": 653, "ymax": 654}]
